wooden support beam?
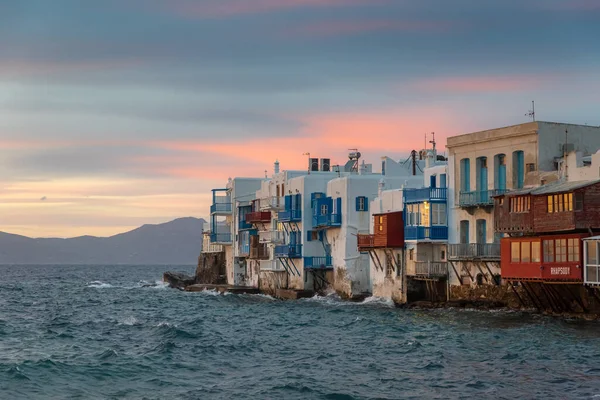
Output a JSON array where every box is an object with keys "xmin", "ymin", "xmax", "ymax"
[
  {"xmin": 484, "ymin": 262, "xmax": 500, "ymax": 285},
  {"xmin": 564, "ymin": 284, "xmax": 587, "ymax": 313},
  {"xmin": 538, "ymin": 282, "xmax": 560, "ymax": 313},
  {"xmin": 449, "ymin": 261, "xmax": 463, "ymax": 285},
  {"xmin": 461, "ymin": 262, "xmax": 474, "ymax": 282},
  {"xmin": 521, "ymin": 281, "xmax": 543, "ymax": 312},
  {"xmin": 475, "ymin": 263, "xmax": 490, "ymax": 283},
  {"xmin": 508, "ymin": 281, "xmax": 526, "ymax": 308}
]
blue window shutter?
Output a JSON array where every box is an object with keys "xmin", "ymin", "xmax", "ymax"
[
  {"xmin": 364, "ymin": 197, "xmax": 368, "ymax": 212},
  {"xmin": 355, "ymin": 196, "xmax": 360, "ymax": 211},
  {"xmin": 430, "ymin": 175, "xmax": 436, "ymax": 188},
  {"xmin": 336, "ymin": 198, "xmax": 342, "ymax": 214},
  {"xmin": 285, "ymin": 195, "xmax": 292, "ymax": 210},
  {"xmin": 318, "ymin": 231, "xmax": 324, "ymax": 241},
  {"xmin": 440, "ymin": 173, "xmax": 447, "ymax": 188},
  {"xmin": 295, "ymin": 194, "xmax": 302, "ymax": 210},
  {"xmin": 306, "ymin": 230, "xmax": 312, "ymax": 242}
]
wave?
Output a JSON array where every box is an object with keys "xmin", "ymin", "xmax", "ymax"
[
  {"xmin": 360, "ymin": 296, "xmax": 395, "ymax": 307},
  {"xmin": 87, "ymin": 281, "xmax": 113, "ymax": 288},
  {"xmin": 119, "ymin": 316, "xmax": 141, "ymax": 326}
]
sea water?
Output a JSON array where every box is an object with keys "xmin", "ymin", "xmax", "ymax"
[{"xmin": 1, "ymin": 264, "xmax": 600, "ymax": 399}]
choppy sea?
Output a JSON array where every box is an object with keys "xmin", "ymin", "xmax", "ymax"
[{"xmin": 1, "ymin": 264, "xmax": 600, "ymax": 399}]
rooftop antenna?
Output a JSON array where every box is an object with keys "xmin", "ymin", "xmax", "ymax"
[
  {"xmin": 525, "ymin": 100, "xmax": 536, "ymax": 121},
  {"xmin": 302, "ymin": 152, "xmax": 310, "ymax": 175},
  {"xmin": 424, "ymin": 132, "xmax": 427, "ymax": 151},
  {"xmin": 429, "ymin": 132, "xmax": 436, "ymax": 152},
  {"xmin": 264, "ymin": 170, "xmax": 268, "ymax": 179}
]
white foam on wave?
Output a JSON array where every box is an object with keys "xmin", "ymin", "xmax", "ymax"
[
  {"xmin": 87, "ymin": 281, "xmax": 113, "ymax": 288},
  {"xmin": 150, "ymin": 280, "xmax": 169, "ymax": 290},
  {"xmin": 119, "ymin": 316, "xmax": 141, "ymax": 326},
  {"xmin": 360, "ymin": 296, "xmax": 395, "ymax": 307},
  {"xmin": 156, "ymin": 321, "xmax": 177, "ymax": 328}
]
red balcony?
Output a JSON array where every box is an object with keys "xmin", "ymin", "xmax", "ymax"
[
  {"xmin": 357, "ymin": 234, "xmax": 375, "ymax": 251},
  {"xmin": 249, "ymin": 244, "xmax": 269, "ymax": 260},
  {"xmin": 245, "ymin": 211, "xmax": 272, "ymax": 224}
]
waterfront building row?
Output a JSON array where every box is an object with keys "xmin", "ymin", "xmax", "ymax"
[{"xmin": 201, "ymin": 121, "xmax": 600, "ymax": 308}]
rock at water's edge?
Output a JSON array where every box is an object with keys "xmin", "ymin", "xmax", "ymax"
[{"xmin": 163, "ymin": 271, "xmax": 195, "ymax": 290}]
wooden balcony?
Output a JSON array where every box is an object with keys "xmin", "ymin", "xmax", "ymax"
[
  {"xmin": 249, "ymin": 244, "xmax": 269, "ymax": 260},
  {"xmin": 259, "ymin": 230, "xmax": 285, "ymax": 244},
  {"xmin": 357, "ymin": 234, "xmax": 376, "ymax": 251},
  {"xmin": 245, "ymin": 211, "xmax": 271, "ymax": 224},
  {"xmin": 413, "ymin": 261, "xmax": 448, "ymax": 278}
]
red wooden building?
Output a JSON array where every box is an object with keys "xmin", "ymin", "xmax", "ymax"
[
  {"xmin": 500, "ymin": 233, "xmax": 586, "ymax": 282},
  {"xmin": 357, "ymin": 211, "xmax": 404, "ymax": 251},
  {"xmin": 494, "ymin": 179, "xmax": 600, "ymax": 234}
]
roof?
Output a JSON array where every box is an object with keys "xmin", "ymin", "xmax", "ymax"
[
  {"xmin": 503, "ymin": 179, "xmax": 600, "ymax": 197},
  {"xmin": 583, "ymin": 236, "xmax": 600, "ymax": 240}
]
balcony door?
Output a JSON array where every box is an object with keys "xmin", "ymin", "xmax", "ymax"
[
  {"xmin": 476, "ymin": 219, "xmax": 486, "ymax": 244},
  {"xmin": 459, "ymin": 220, "xmax": 469, "ymax": 244},
  {"xmin": 494, "ymin": 154, "xmax": 506, "ymax": 191},
  {"xmin": 476, "ymin": 157, "xmax": 488, "ymax": 203}
]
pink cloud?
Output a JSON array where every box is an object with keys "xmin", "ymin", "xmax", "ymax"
[
  {"xmin": 158, "ymin": 0, "xmax": 386, "ymax": 18},
  {"xmin": 413, "ymin": 75, "xmax": 554, "ymax": 93}
]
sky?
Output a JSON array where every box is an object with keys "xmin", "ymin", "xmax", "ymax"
[{"xmin": 1, "ymin": 0, "xmax": 600, "ymax": 238}]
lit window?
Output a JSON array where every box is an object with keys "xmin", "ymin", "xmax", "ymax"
[
  {"xmin": 521, "ymin": 242, "xmax": 531, "ymax": 263},
  {"xmin": 568, "ymin": 238, "xmax": 579, "ymax": 262},
  {"xmin": 548, "ymin": 196, "xmax": 553, "ymax": 213},
  {"xmin": 511, "ymin": 242, "xmax": 520, "ymax": 263},
  {"xmin": 532, "ymin": 241, "xmax": 541, "ymax": 262},
  {"xmin": 543, "ymin": 240, "xmax": 555, "ymax": 263}
]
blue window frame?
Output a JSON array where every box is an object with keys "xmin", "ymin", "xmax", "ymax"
[{"xmin": 356, "ymin": 196, "xmax": 368, "ymax": 212}]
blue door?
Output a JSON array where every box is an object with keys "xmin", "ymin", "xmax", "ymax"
[
  {"xmin": 430, "ymin": 175, "xmax": 436, "ymax": 188},
  {"xmin": 513, "ymin": 151, "xmax": 524, "ymax": 189},
  {"xmin": 498, "ymin": 164, "xmax": 506, "ymax": 191},
  {"xmin": 460, "ymin": 220, "xmax": 469, "ymax": 244},
  {"xmin": 460, "ymin": 159, "xmax": 470, "ymax": 192},
  {"xmin": 477, "ymin": 157, "xmax": 488, "ymax": 203},
  {"xmin": 440, "ymin": 174, "xmax": 447, "ymax": 188},
  {"xmin": 476, "ymin": 219, "xmax": 486, "ymax": 244}
]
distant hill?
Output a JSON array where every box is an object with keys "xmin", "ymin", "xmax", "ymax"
[{"xmin": 0, "ymin": 217, "xmax": 205, "ymax": 265}]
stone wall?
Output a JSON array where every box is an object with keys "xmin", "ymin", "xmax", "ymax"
[{"xmin": 195, "ymin": 251, "xmax": 226, "ymax": 284}]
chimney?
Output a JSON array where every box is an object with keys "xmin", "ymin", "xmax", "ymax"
[{"xmin": 274, "ymin": 160, "xmax": 280, "ymax": 174}]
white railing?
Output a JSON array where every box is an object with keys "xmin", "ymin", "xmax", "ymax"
[
  {"xmin": 414, "ymin": 261, "xmax": 448, "ymax": 277},
  {"xmin": 202, "ymin": 234, "xmax": 224, "ymax": 253},
  {"xmin": 259, "ymin": 230, "xmax": 285, "ymax": 244},
  {"xmin": 260, "ymin": 259, "xmax": 285, "ymax": 272},
  {"xmin": 259, "ymin": 196, "xmax": 284, "ymax": 211}
]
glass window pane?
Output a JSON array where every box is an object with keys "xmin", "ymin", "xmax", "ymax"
[
  {"xmin": 588, "ymin": 241, "xmax": 598, "ymax": 265},
  {"xmin": 543, "ymin": 240, "xmax": 554, "ymax": 263},
  {"xmin": 587, "ymin": 265, "xmax": 598, "ymax": 283},
  {"xmin": 521, "ymin": 242, "xmax": 530, "ymax": 263},
  {"xmin": 532, "ymin": 241, "xmax": 541, "ymax": 263},
  {"xmin": 548, "ymin": 196, "xmax": 553, "ymax": 213},
  {"xmin": 568, "ymin": 193, "xmax": 573, "ymax": 211},
  {"xmin": 511, "ymin": 242, "xmax": 520, "ymax": 263}
]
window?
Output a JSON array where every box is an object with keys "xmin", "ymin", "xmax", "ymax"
[
  {"xmin": 356, "ymin": 196, "xmax": 368, "ymax": 212},
  {"xmin": 575, "ymin": 193, "xmax": 584, "ymax": 211},
  {"xmin": 406, "ymin": 204, "xmax": 419, "ymax": 226},
  {"xmin": 521, "ymin": 242, "xmax": 531, "ymax": 263},
  {"xmin": 526, "ymin": 163, "xmax": 536, "ymax": 172},
  {"xmin": 510, "ymin": 196, "xmax": 530, "ymax": 213},
  {"xmin": 409, "ymin": 249, "xmax": 414, "ymax": 261},
  {"xmin": 543, "ymin": 240, "xmax": 554, "ymax": 263},
  {"xmin": 320, "ymin": 204, "xmax": 328, "ymax": 216},
  {"xmin": 556, "ymin": 239, "xmax": 567, "ymax": 262},
  {"xmin": 420, "ymin": 203, "xmax": 430, "ymax": 227},
  {"xmin": 532, "ymin": 242, "xmax": 541, "ymax": 263},
  {"xmin": 306, "ymin": 230, "xmax": 318, "ymax": 241},
  {"xmin": 378, "ymin": 216, "xmax": 384, "ymax": 232},
  {"xmin": 588, "ymin": 240, "xmax": 598, "ymax": 265},
  {"xmin": 547, "ymin": 193, "xmax": 574, "ymax": 213},
  {"xmin": 431, "ymin": 203, "xmax": 447, "ymax": 225},
  {"xmin": 460, "ymin": 158, "xmax": 471, "ymax": 192},
  {"xmin": 511, "ymin": 242, "xmax": 520, "ymax": 262},
  {"xmin": 396, "ymin": 254, "xmax": 402, "ymax": 277},
  {"xmin": 441, "ymin": 250, "xmax": 446, "ymax": 260},
  {"xmin": 568, "ymin": 238, "xmax": 579, "ymax": 262}
]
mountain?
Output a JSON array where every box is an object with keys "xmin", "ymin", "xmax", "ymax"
[{"xmin": 0, "ymin": 217, "xmax": 205, "ymax": 265}]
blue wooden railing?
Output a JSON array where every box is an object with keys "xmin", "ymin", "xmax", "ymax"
[
  {"xmin": 404, "ymin": 226, "xmax": 448, "ymax": 240},
  {"xmin": 304, "ymin": 256, "xmax": 333, "ymax": 269}
]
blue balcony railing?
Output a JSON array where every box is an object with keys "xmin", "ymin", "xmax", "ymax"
[
  {"xmin": 459, "ymin": 189, "xmax": 506, "ymax": 207},
  {"xmin": 210, "ymin": 233, "xmax": 232, "ymax": 244},
  {"xmin": 404, "ymin": 187, "xmax": 447, "ymax": 203},
  {"xmin": 210, "ymin": 202, "xmax": 232, "ymax": 214},
  {"xmin": 313, "ymin": 213, "xmax": 342, "ymax": 228},
  {"xmin": 239, "ymin": 243, "xmax": 250, "ymax": 257},
  {"xmin": 404, "ymin": 226, "xmax": 448, "ymax": 241},
  {"xmin": 278, "ymin": 209, "xmax": 302, "ymax": 222},
  {"xmin": 304, "ymin": 256, "xmax": 333, "ymax": 269},
  {"xmin": 274, "ymin": 244, "xmax": 303, "ymax": 258}
]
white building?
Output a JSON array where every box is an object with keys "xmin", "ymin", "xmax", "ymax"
[
  {"xmin": 446, "ymin": 121, "xmax": 600, "ymax": 289},
  {"xmin": 209, "ymin": 177, "xmax": 264, "ymax": 287}
]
